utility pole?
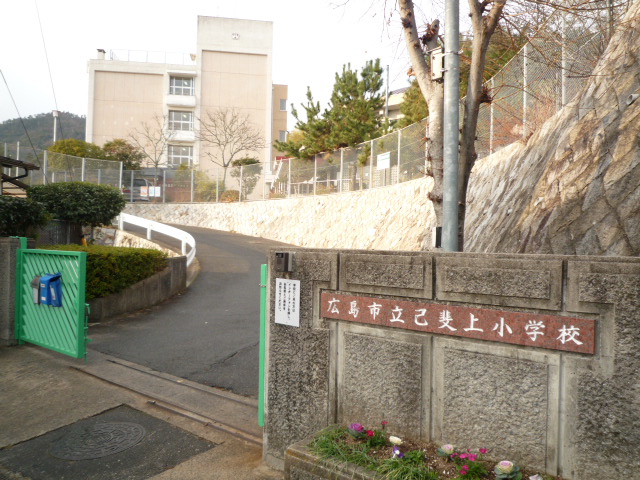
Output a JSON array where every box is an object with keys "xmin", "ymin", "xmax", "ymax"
[
  {"xmin": 442, "ymin": 0, "xmax": 460, "ymax": 251},
  {"xmin": 52, "ymin": 110, "xmax": 59, "ymax": 144},
  {"xmin": 384, "ymin": 65, "xmax": 390, "ymax": 118}
]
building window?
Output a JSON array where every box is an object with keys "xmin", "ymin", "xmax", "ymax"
[
  {"xmin": 168, "ymin": 111, "xmax": 193, "ymax": 131},
  {"xmin": 168, "ymin": 145, "xmax": 193, "ymax": 166},
  {"xmin": 169, "ymin": 76, "xmax": 194, "ymax": 96},
  {"xmin": 279, "ymin": 130, "xmax": 287, "ymax": 142},
  {"xmin": 279, "ymin": 99, "xmax": 287, "ymax": 111}
]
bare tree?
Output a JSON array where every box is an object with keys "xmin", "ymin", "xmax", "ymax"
[
  {"xmin": 399, "ymin": 0, "xmax": 507, "ymax": 250},
  {"xmin": 398, "ymin": 0, "xmax": 629, "ymax": 249},
  {"xmin": 197, "ymin": 108, "xmax": 265, "ymax": 185},
  {"xmin": 128, "ymin": 114, "xmax": 175, "ymax": 180}
]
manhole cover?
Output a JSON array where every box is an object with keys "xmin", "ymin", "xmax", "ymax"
[{"xmin": 49, "ymin": 422, "xmax": 146, "ymax": 460}]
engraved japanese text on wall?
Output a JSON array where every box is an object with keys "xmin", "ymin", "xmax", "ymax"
[{"xmin": 320, "ymin": 291, "xmax": 595, "ymax": 354}]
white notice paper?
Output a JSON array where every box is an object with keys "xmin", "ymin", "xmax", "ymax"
[{"xmin": 275, "ymin": 278, "xmax": 301, "ymax": 327}]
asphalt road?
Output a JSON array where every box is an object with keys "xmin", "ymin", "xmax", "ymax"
[{"xmin": 88, "ymin": 225, "xmax": 290, "ymax": 398}]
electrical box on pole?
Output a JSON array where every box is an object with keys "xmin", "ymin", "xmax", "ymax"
[{"xmin": 430, "ymin": 50, "xmax": 445, "ymax": 81}]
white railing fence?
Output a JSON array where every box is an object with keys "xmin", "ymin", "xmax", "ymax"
[{"xmin": 118, "ymin": 213, "xmax": 196, "ymax": 267}]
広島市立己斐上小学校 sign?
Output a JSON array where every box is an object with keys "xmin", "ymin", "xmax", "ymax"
[{"xmin": 320, "ymin": 291, "xmax": 596, "ymax": 354}]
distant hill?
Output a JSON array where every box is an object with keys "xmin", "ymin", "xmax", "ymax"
[{"xmin": 0, "ymin": 112, "xmax": 85, "ymax": 157}]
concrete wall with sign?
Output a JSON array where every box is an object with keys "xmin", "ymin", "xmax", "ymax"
[{"xmin": 264, "ymin": 249, "xmax": 640, "ymax": 480}]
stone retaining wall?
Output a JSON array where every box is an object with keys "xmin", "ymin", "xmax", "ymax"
[
  {"xmin": 125, "ymin": 177, "xmax": 437, "ymax": 251},
  {"xmin": 87, "ymin": 256, "xmax": 186, "ymax": 322},
  {"xmin": 264, "ymin": 249, "xmax": 640, "ymax": 480}
]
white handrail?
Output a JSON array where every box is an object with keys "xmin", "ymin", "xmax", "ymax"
[{"xmin": 118, "ymin": 213, "xmax": 196, "ymax": 267}]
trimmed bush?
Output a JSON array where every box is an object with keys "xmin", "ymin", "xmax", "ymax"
[
  {"xmin": 40, "ymin": 244, "xmax": 167, "ymax": 299},
  {"xmin": 0, "ymin": 196, "xmax": 50, "ymax": 237},
  {"xmin": 29, "ymin": 182, "xmax": 126, "ymax": 227}
]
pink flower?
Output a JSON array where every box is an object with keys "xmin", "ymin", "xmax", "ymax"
[
  {"xmin": 366, "ymin": 430, "xmax": 374, "ymax": 437},
  {"xmin": 381, "ymin": 421, "xmax": 388, "ymax": 426},
  {"xmin": 479, "ymin": 448, "xmax": 488, "ymax": 454},
  {"xmin": 468, "ymin": 454, "xmax": 478, "ymax": 462},
  {"xmin": 460, "ymin": 453, "xmax": 469, "ymax": 459},
  {"xmin": 349, "ymin": 423, "xmax": 364, "ymax": 432}
]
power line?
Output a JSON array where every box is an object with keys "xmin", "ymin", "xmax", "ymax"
[
  {"xmin": 35, "ymin": 0, "xmax": 74, "ymax": 180},
  {"xmin": 34, "ymin": 0, "xmax": 65, "ymax": 140},
  {"xmin": 0, "ymin": 69, "xmax": 45, "ymax": 179}
]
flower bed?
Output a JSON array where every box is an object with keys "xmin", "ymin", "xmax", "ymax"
[{"xmin": 284, "ymin": 423, "xmax": 567, "ymax": 480}]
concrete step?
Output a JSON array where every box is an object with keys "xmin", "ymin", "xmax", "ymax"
[{"xmin": 74, "ymin": 351, "xmax": 262, "ymax": 445}]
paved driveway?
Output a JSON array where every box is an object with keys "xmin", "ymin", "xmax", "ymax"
[{"xmin": 88, "ymin": 226, "xmax": 290, "ymax": 397}]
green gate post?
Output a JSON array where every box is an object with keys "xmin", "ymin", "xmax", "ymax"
[
  {"xmin": 15, "ymin": 249, "xmax": 89, "ymax": 359},
  {"xmin": 13, "ymin": 237, "xmax": 28, "ymax": 344},
  {"xmin": 258, "ymin": 263, "xmax": 267, "ymax": 427}
]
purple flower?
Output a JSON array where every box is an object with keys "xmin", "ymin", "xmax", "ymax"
[
  {"xmin": 440, "ymin": 444, "xmax": 455, "ymax": 455},
  {"xmin": 349, "ymin": 423, "xmax": 364, "ymax": 432},
  {"xmin": 392, "ymin": 446, "xmax": 404, "ymax": 459},
  {"xmin": 496, "ymin": 460, "xmax": 514, "ymax": 474}
]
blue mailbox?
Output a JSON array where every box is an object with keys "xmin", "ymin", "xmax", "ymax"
[{"xmin": 39, "ymin": 273, "xmax": 63, "ymax": 307}]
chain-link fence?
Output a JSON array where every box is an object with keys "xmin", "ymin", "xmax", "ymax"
[
  {"xmin": 2, "ymin": 146, "xmax": 123, "ymax": 189},
  {"xmin": 4, "ymin": 2, "xmax": 626, "ymax": 203},
  {"xmin": 270, "ymin": 119, "xmax": 429, "ymax": 199},
  {"xmin": 475, "ymin": 1, "xmax": 623, "ymax": 158}
]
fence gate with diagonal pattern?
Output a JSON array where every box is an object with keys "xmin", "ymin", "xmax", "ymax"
[{"xmin": 15, "ymin": 245, "xmax": 89, "ymax": 358}]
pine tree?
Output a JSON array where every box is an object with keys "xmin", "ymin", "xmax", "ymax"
[
  {"xmin": 274, "ymin": 87, "xmax": 331, "ymax": 159},
  {"xmin": 397, "ymin": 80, "xmax": 429, "ymax": 128},
  {"xmin": 274, "ymin": 59, "xmax": 386, "ymax": 158},
  {"xmin": 327, "ymin": 59, "xmax": 385, "ymax": 148}
]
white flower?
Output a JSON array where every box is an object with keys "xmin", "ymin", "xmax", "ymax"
[
  {"xmin": 529, "ymin": 475, "xmax": 544, "ymax": 480},
  {"xmin": 496, "ymin": 460, "xmax": 514, "ymax": 474},
  {"xmin": 388, "ymin": 436, "xmax": 403, "ymax": 446},
  {"xmin": 440, "ymin": 444, "xmax": 455, "ymax": 455}
]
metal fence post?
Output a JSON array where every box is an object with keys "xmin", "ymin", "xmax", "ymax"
[
  {"xmin": 118, "ymin": 161, "xmax": 123, "ymax": 190},
  {"xmin": 397, "ymin": 129, "xmax": 402, "ymax": 184},
  {"xmin": 523, "ymin": 43, "xmax": 529, "ymax": 139},
  {"xmin": 130, "ymin": 171, "xmax": 135, "ymax": 203},
  {"xmin": 240, "ymin": 165, "xmax": 244, "ymax": 201},
  {"xmin": 81, "ymin": 158, "xmax": 86, "ymax": 181},
  {"xmin": 43, "ymin": 150, "xmax": 48, "ymax": 184},
  {"xmin": 313, "ymin": 155, "xmax": 317, "ymax": 195},
  {"xmin": 561, "ymin": 12, "xmax": 567, "ymax": 107},
  {"xmin": 287, "ymin": 159, "xmax": 291, "ymax": 198},
  {"xmin": 369, "ymin": 140, "xmax": 374, "ymax": 189},
  {"xmin": 490, "ymin": 78, "xmax": 495, "ymax": 154},
  {"xmin": 162, "ymin": 169, "xmax": 166, "ymax": 203},
  {"xmin": 190, "ymin": 169, "xmax": 195, "ymax": 203},
  {"xmin": 339, "ymin": 149, "xmax": 344, "ymax": 192}
]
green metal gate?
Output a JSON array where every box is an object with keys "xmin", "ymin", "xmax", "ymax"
[{"xmin": 15, "ymin": 243, "xmax": 89, "ymax": 359}]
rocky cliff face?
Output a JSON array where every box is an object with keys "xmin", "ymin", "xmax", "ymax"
[{"xmin": 465, "ymin": 3, "xmax": 640, "ymax": 256}]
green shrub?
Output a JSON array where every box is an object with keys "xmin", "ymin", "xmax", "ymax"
[
  {"xmin": 0, "ymin": 196, "xmax": 50, "ymax": 237},
  {"xmin": 40, "ymin": 244, "xmax": 167, "ymax": 299},
  {"xmin": 29, "ymin": 182, "xmax": 126, "ymax": 227}
]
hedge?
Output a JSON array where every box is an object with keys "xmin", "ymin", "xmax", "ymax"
[{"xmin": 40, "ymin": 244, "xmax": 168, "ymax": 299}]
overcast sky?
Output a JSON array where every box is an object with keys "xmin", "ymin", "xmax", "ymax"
[{"xmin": 0, "ymin": 0, "xmax": 451, "ymax": 132}]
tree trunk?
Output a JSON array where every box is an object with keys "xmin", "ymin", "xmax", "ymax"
[
  {"xmin": 457, "ymin": 0, "xmax": 506, "ymax": 248},
  {"xmin": 398, "ymin": 0, "xmax": 445, "ymax": 242}
]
